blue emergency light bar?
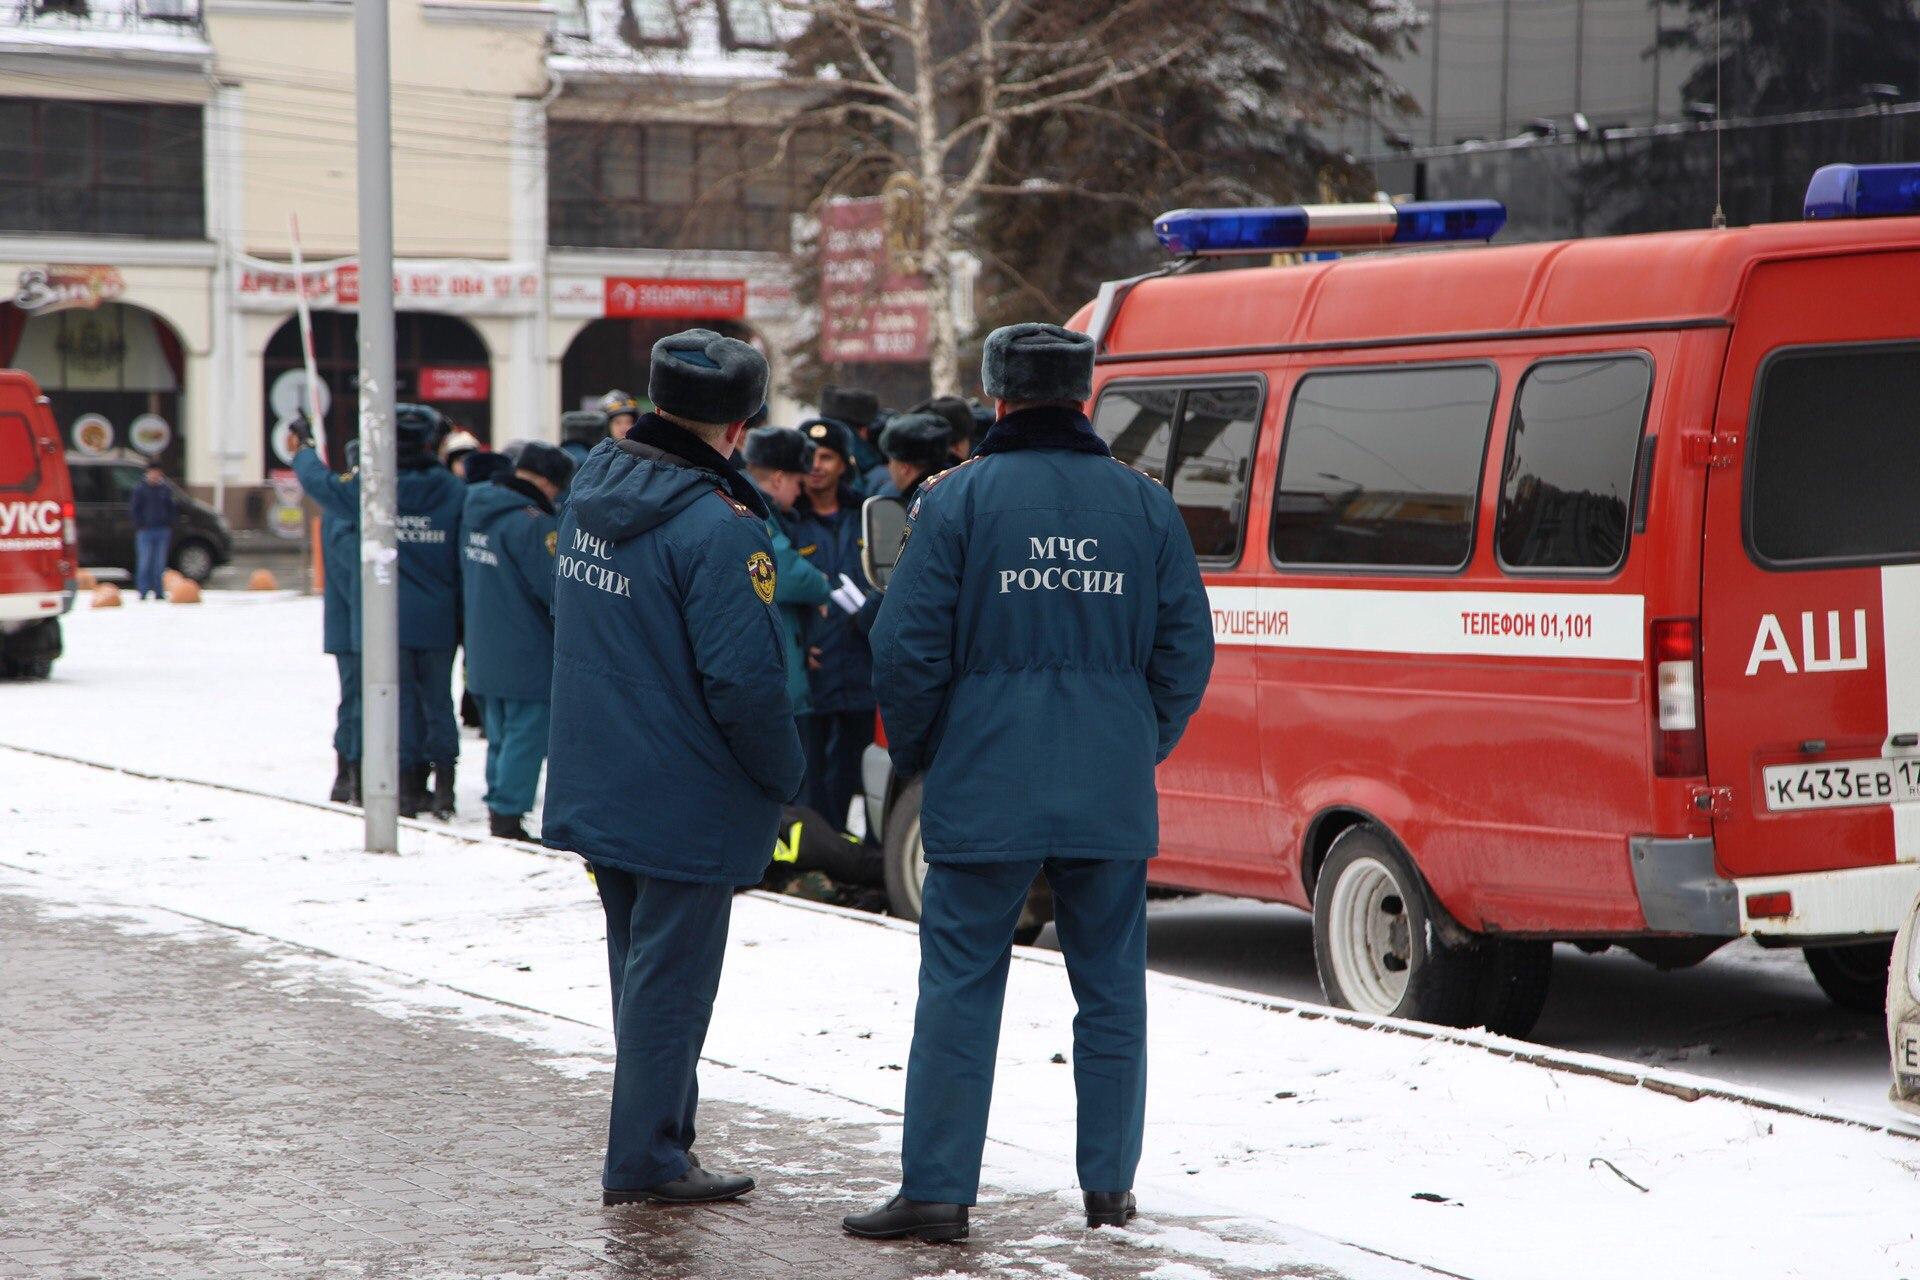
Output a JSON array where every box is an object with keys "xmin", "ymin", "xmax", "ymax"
[
  {"xmin": 1804, "ymin": 163, "xmax": 1920, "ymax": 220},
  {"xmin": 1152, "ymin": 199, "xmax": 1507, "ymax": 257}
]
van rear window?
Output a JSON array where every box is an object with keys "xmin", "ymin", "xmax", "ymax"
[
  {"xmin": 1750, "ymin": 343, "xmax": 1920, "ymax": 567},
  {"xmin": 0, "ymin": 413, "xmax": 39, "ymax": 491},
  {"xmin": 1091, "ymin": 384, "xmax": 1176, "ymax": 482},
  {"xmin": 1497, "ymin": 356, "xmax": 1651, "ymax": 573},
  {"xmin": 1271, "ymin": 364, "xmax": 1496, "ymax": 570}
]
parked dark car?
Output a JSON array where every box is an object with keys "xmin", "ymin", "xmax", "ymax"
[{"xmin": 66, "ymin": 454, "xmax": 232, "ymax": 583}]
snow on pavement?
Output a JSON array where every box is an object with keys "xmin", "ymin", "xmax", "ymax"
[{"xmin": 8, "ymin": 592, "xmax": 1920, "ymax": 1278}]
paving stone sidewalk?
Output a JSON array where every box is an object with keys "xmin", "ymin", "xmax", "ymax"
[{"xmin": 0, "ymin": 892, "xmax": 1391, "ymax": 1280}]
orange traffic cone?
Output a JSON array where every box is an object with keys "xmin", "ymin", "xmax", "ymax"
[
  {"xmin": 166, "ymin": 577, "xmax": 202, "ymax": 604},
  {"xmin": 248, "ymin": 568, "xmax": 278, "ymax": 591}
]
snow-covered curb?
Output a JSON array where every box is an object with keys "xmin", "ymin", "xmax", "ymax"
[{"xmin": 7, "ymin": 747, "xmax": 1920, "ymax": 1280}]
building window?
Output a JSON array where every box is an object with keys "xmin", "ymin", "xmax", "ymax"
[
  {"xmin": 1497, "ymin": 355, "xmax": 1651, "ymax": 573},
  {"xmin": 1271, "ymin": 363, "xmax": 1497, "ymax": 571},
  {"xmin": 621, "ymin": 0, "xmax": 685, "ymax": 47},
  {"xmin": 717, "ymin": 0, "xmax": 778, "ymax": 50},
  {"xmin": 1748, "ymin": 342, "xmax": 1920, "ymax": 568},
  {"xmin": 0, "ymin": 97, "xmax": 205, "ymax": 240},
  {"xmin": 549, "ymin": 121, "xmax": 825, "ymax": 253}
]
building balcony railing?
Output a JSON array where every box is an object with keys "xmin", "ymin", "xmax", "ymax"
[{"xmin": 0, "ymin": 0, "xmax": 204, "ymax": 35}]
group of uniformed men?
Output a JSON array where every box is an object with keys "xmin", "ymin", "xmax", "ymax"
[{"xmin": 536, "ymin": 324, "xmax": 1215, "ymax": 1243}]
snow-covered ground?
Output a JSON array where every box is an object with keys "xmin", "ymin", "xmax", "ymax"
[{"xmin": 7, "ymin": 592, "xmax": 1920, "ymax": 1279}]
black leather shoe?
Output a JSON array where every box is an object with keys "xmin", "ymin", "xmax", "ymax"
[
  {"xmin": 488, "ymin": 811, "xmax": 530, "ymax": 841},
  {"xmin": 397, "ymin": 766, "xmax": 430, "ymax": 818},
  {"xmin": 329, "ymin": 753, "xmax": 355, "ymax": 804},
  {"xmin": 603, "ymin": 1164, "xmax": 754, "ymax": 1206},
  {"xmin": 430, "ymin": 763, "xmax": 456, "ymax": 821},
  {"xmin": 843, "ymin": 1194, "xmax": 969, "ymax": 1242},
  {"xmin": 1084, "ymin": 1190, "xmax": 1137, "ymax": 1228}
]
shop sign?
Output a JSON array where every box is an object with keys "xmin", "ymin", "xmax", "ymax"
[
  {"xmin": 129, "ymin": 414, "xmax": 173, "ymax": 457},
  {"xmin": 818, "ymin": 198, "xmax": 930, "ymax": 364},
  {"xmin": 13, "ymin": 266, "xmax": 127, "ymax": 316},
  {"xmin": 603, "ymin": 277, "xmax": 746, "ymax": 319},
  {"xmin": 234, "ymin": 256, "xmax": 541, "ymax": 316},
  {"xmin": 417, "ymin": 366, "xmax": 490, "ymax": 402}
]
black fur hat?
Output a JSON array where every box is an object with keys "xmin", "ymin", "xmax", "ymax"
[
  {"xmin": 879, "ymin": 412, "xmax": 953, "ymax": 470},
  {"xmin": 648, "ymin": 329, "xmax": 769, "ymax": 426},
  {"xmin": 980, "ymin": 323, "xmax": 1094, "ymax": 404},
  {"xmin": 742, "ymin": 426, "xmax": 815, "ymax": 475},
  {"xmin": 561, "ymin": 409, "xmax": 608, "ymax": 447},
  {"xmin": 819, "ymin": 383, "xmax": 880, "ymax": 428},
  {"xmin": 515, "ymin": 440, "xmax": 577, "ymax": 491},
  {"xmin": 462, "ymin": 450, "xmax": 512, "ymax": 486},
  {"xmin": 800, "ymin": 416, "xmax": 857, "ymax": 464},
  {"xmin": 912, "ymin": 395, "xmax": 975, "ymax": 445}
]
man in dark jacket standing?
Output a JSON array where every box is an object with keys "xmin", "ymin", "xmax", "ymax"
[
  {"xmin": 321, "ymin": 442, "xmax": 362, "ymax": 803},
  {"xmin": 844, "ymin": 324, "xmax": 1215, "ymax": 1243},
  {"xmin": 128, "ymin": 464, "xmax": 175, "ymax": 600},
  {"xmin": 543, "ymin": 329, "xmax": 804, "ymax": 1207},
  {"xmin": 462, "ymin": 441, "xmax": 574, "ymax": 840},
  {"xmin": 869, "ymin": 411, "xmax": 952, "ymax": 502}
]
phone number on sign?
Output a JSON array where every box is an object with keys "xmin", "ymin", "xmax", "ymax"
[{"xmin": 1459, "ymin": 610, "xmax": 1594, "ymax": 643}]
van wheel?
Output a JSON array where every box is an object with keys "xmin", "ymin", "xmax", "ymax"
[
  {"xmin": 172, "ymin": 539, "xmax": 216, "ymax": 583},
  {"xmin": 1474, "ymin": 940, "xmax": 1554, "ymax": 1038},
  {"xmin": 882, "ymin": 777, "xmax": 1051, "ymax": 945},
  {"xmin": 1804, "ymin": 941, "xmax": 1892, "ymax": 1012},
  {"xmin": 1313, "ymin": 825, "xmax": 1481, "ymax": 1027}
]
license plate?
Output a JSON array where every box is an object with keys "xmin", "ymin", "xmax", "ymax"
[
  {"xmin": 1898, "ymin": 1022, "xmax": 1920, "ymax": 1085},
  {"xmin": 1761, "ymin": 757, "xmax": 1920, "ymax": 812}
]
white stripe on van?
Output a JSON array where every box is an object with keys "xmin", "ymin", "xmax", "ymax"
[
  {"xmin": 1206, "ymin": 585, "xmax": 1645, "ymax": 662},
  {"xmin": 1881, "ymin": 565, "xmax": 1920, "ymax": 861}
]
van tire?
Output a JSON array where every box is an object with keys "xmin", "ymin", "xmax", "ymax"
[
  {"xmin": 881, "ymin": 776, "xmax": 1051, "ymax": 945},
  {"xmin": 1804, "ymin": 941, "xmax": 1893, "ymax": 1013},
  {"xmin": 1313, "ymin": 825, "xmax": 1482, "ymax": 1027},
  {"xmin": 1473, "ymin": 940, "xmax": 1554, "ymax": 1038},
  {"xmin": 1, "ymin": 619, "xmax": 60, "ymax": 680},
  {"xmin": 171, "ymin": 539, "xmax": 217, "ymax": 584}
]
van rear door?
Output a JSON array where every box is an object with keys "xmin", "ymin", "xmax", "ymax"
[
  {"xmin": 0, "ymin": 373, "xmax": 70, "ymax": 617},
  {"xmin": 1701, "ymin": 249, "xmax": 1920, "ymax": 894}
]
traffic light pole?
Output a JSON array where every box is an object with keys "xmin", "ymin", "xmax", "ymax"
[{"xmin": 355, "ymin": 0, "xmax": 399, "ymax": 854}]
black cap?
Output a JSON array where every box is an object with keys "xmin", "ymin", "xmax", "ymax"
[
  {"xmin": 820, "ymin": 383, "xmax": 880, "ymax": 428},
  {"xmin": 879, "ymin": 412, "xmax": 953, "ymax": 470},
  {"xmin": 912, "ymin": 395, "xmax": 975, "ymax": 445},
  {"xmin": 648, "ymin": 329, "xmax": 769, "ymax": 426},
  {"xmin": 515, "ymin": 440, "xmax": 577, "ymax": 491},
  {"xmin": 981, "ymin": 323, "xmax": 1095, "ymax": 403},
  {"xmin": 462, "ymin": 450, "xmax": 512, "ymax": 486},
  {"xmin": 800, "ymin": 417, "xmax": 856, "ymax": 464},
  {"xmin": 395, "ymin": 403, "xmax": 448, "ymax": 462},
  {"xmin": 742, "ymin": 426, "xmax": 815, "ymax": 475},
  {"xmin": 561, "ymin": 409, "xmax": 608, "ymax": 447}
]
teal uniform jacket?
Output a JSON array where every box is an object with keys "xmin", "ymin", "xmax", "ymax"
[{"xmin": 748, "ymin": 479, "xmax": 831, "ymax": 716}]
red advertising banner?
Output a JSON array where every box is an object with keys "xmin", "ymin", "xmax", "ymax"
[
  {"xmin": 417, "ymin": 366, "xmax": 490, "ymax": 402},
  {"xmin": 818, "ymin": 198, "xmax": 931, "ymax": 364},
  {"xmin": 604, "ymin": 277, "xmax": 747, "ymax": 319}
]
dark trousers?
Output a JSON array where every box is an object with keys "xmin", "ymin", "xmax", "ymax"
[
  {"xmin": 799, "ymin": 710, "xmax": 873, "ymax": 829},
  {"xmin": 333, "ymin": 651, "xmax": 362, "ymax": 761},
  {"xmin": 594, "ymin": 865, "xmax": 734, "ymax": 1191},
  {"xmin": 482, "ymin": 696, "xmax": 549, "ymax": 817},
  {"xmin": 133, "ymin": 527, "xmax": 170, "ymax": 599},
  {"xmin": 901, "ymin": 858, "xmax": 1148, "ymax": 1205},
  {"xmin": 398, "ymin": 646, "xmax": 458, "ymax": 769}
]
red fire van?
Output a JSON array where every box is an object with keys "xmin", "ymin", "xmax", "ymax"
[
  {"xmin": 0, "ymin": 371, "xmax": 77, "ymax": 679},
  {"xmin": 866, "ymin": 164, "xmax": 1920, "ymax": 1036}
]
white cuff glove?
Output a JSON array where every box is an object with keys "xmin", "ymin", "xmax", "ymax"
[{"xmin": 829, "ymin": 573, "xmax": 868, "ymax": 615}]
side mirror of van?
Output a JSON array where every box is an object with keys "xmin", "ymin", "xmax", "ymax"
[{"xmin": 861, "ymin": 495, "xmax": 909, "ymax": 591}]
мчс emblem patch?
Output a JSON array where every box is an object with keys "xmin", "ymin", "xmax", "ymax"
[
  {"xmin": 545, "ymin": 530, "xmax": 558, "ymax": 556},
  {"xmin": 747, "ymin": 550, "xmax": 776, "ymax": 604}
]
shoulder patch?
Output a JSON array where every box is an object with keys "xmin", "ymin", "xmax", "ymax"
[
  {"xmin": 747, "ymin": 549, "xmax": 776, "ymax": 604},
  {"xmin": 545, "ymin": 530, "xmax": 558, "ymax": 557},
  {"xmin": 1110, "ymin": 456, "xmax": 1151, "ymax": 479},
  {"xmin": 713, "ymin": 489, "xmax": 758, "ymax": 519},
  {"xmin": 917, "ymin": 455, "xmax": 981, "ymax": 495}
]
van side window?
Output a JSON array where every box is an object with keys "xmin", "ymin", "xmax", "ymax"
[
  {"xmin": 1169, "ymin": 385, "xmax": 1260, "ymax": 561},
  {"xmin": 1750, "ymin": 343, "xmax": 1920, "ymax": 567},
  {"xmin": 1090, "ymin": 384, "xmax": 1176, "ymax": 482},
  {"xmin": 0, "ymin": 413, "xmax": 38, "ymax": 491},
  {"xmin": 1271, "ymin": 364, "xmax": 1496, "ymax": 570},
  {"xmin": 1496, "ymin": 356, "xmax": 1651, "ymax": 573}
]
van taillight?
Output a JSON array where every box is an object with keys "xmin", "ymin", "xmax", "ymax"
[
  {"xmin": 1652, "ymin": 618, "xmax": 1705, "ymax": 777},
  {"xmin": 60, "ymin": 501, "xmax": 76, "ymax": 548}
]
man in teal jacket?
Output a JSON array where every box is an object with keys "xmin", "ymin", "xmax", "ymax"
[
  {"xmin": 740, "ymin": 425, "xmax": 830, "ymax": 716},
  {"xmin": 845, "ymin": 324, "xmax": 1214, "ymax": 1243},
  {"xmin": 543, "ymin": 330, "xmax": 803, "ymax": 1207},
  {"xmin": 461, "ymin": 441, "xmax": 574, "ymax": 840}
]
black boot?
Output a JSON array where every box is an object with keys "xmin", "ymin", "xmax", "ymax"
[
  {"xmin": 345, "ymin": 758, "xmax": 361, "ymax": 806},
  {"xmin": 843, "ymin": 1194, "xmax": 969, "ymax": 1242},
  {"xmin": 397, "ymin": 765, "xmax": 430, "ymax": 818},
  {"xmin": 431, "ymin": 763, "xmax": 456, "ymax": 821},
  {"xmin": 329, "ymin": 753, "xmax": 354, "ymax": 804},
  {"xmin": 489, "ymin": 811, "xmax": 530, "ymax": 841},
  {"xmin": 604, "ymin": 1159, "xmax": 754, "ymax": 1206},
  {"xmin": 1083, "ymin": 1190, "xmax": 1137, "ymax": 1229}
]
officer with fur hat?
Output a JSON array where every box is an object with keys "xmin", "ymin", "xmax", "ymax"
[
  {"xmin": 845, "ymin": 324, "xmax": 1214, "ymax": 1243},
  {"xmin": 786, "ymin": 414, "xmax": 877, "ymax": 828},
  {"xmin": 872, "ymin": 411, "xmax": 952, "ymax": 503},
  {"xmin": 817, "ymin": 383, "xmax": 883, "ymax": 488},
  {"xmin": 544, "ymin": 328, "xmax": 804, "ymax": 1207},
  {"xmin": 461, "ymin": 441, "xmax": 575, "ymax": 841},
  {"xmin": 911, "ymin": 395, "xmax": 977, "ymax": 463},
  {"xmin": 561, "ymin": 409, "xmax": 610, "ymax": 466},
  {"xmin": 289, "ymin": 432, "xmax": 362, "ymax": 805},
  {"xmin": 741, "ymin": 426, "xmax": 831, "ymax": 721},
  {"xmin": 290, "ymin": 406, "xmax": 468, "ymax": 820}
]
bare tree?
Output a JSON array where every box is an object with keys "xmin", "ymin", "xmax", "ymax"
[{"xmin": 771, "ymin": 0, "xmax": 1201, "ymax": 394}]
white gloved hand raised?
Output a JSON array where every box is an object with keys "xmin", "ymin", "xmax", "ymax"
[{"xmin": 829, "ymin": 573, "xmax": 868, "ymax": 615}]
